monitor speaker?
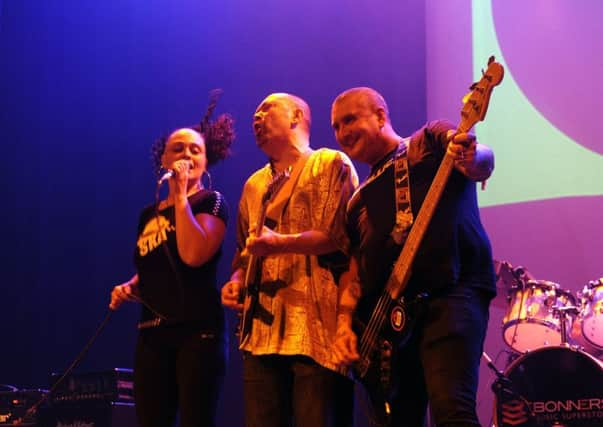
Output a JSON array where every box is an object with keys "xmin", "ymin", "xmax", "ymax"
[{"xmin": 37, "ymin": 401, "xmax": 136, "ymax": 427}]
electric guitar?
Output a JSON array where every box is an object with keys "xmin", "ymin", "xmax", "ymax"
[
  {"xmin": 237, "ymin": 169, "xmax": 290, "ymax": 346},
  {"xmin": 342, "ymin": 56, "xmax": 504, "ymax": 425}
]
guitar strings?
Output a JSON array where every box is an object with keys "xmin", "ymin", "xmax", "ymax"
[
  {"xmin": 359, "ymin": 289, "xmax": 395, "ymax": 359},
  {"xmin": 363, "ymin": 292, "xmax": 391, "ymax": 352}
]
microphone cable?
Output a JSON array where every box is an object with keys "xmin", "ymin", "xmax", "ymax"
[
  {"xmin": 13, "ymin": 309, "xmax": 114, "ymax": 425},
  {"xmin": 154, "ymin": 176, "xmax": 194, "ymax": 319}
]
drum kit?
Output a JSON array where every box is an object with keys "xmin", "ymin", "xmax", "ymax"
[{"xmin": 489, "ymin": 260, "xmax": 603, "ymax": 427}]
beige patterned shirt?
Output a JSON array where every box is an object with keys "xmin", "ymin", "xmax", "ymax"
[{"xmin": 232, "ymin": 148, "xmax": 358, "ymax": 370}]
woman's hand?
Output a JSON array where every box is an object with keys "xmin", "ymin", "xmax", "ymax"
[
  {"xmin": 169, "ymin": 159, "xmax": 194, "ymax": 199},
  {"xmin": 109, "ymin": 279, "xmax": 139, "ymax": 310}
]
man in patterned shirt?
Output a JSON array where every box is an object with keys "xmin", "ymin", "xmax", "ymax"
[{"xmin": 222, "ymin": 93, "xmax": 358, "ymax": 427}]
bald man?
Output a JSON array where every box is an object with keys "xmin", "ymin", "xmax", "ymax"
[{"xmin": 222, "ymin": 93, "xmax": 358, "ymax": 427}]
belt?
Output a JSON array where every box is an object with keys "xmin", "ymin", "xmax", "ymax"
[
  {"xmin": 137, "ymin": 318, "xmax": 217, "ymax": 339},
  {"xmin": 137, "ymin": 318, "xmax": 163, "ymax": 329}
]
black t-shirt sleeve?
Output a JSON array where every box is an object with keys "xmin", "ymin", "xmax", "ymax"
[
  {"xmin": 422, "ymin": 119, "xmax": 455, "ymax": 154},
  {"xmin": 190, "ymin": 190, "xmax": 229, "ymax": 226}
]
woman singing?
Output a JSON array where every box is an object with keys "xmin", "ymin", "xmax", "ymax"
[{"xmin": 110, "ymin": 92, "xmax": 235, "ymax": 426}]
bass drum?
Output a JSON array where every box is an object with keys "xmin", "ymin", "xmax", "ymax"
[{"xmin": 493, "ymin": 346, "xmax": 603, "ymax": 427}]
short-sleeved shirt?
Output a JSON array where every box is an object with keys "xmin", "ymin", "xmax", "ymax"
[
  {"xmin": 134, "ymin": 189, "xmax": 228, "ymax": 334},
  {"xmin": 233, "ymin": 148, "xmax": 358, "ymax": 370}
]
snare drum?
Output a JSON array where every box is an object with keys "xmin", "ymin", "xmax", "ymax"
[
  {"xmin": 502, "ymin": 280, "xmax": 576, "ymax": 353},
  {"xmin": 493, "ymin": 346, "xmax": 603, "ymax": 427},
  {"xmin": 575, "ymin": 278, "xmax": 603, "ymax": 351}
]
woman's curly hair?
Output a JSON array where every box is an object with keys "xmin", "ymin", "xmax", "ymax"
[{"xmin": 151, "ymin": 89, "xmax": 235, "ymax": 176}]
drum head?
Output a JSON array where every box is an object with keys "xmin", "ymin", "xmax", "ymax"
[{"xmin": 494, "ymin": 346, "xmax": 603, "ymax": 426}]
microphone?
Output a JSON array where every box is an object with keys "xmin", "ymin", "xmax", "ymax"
[
  {"xmin": 157, "ymin": 169, "xmax": 175, "ymax": 184},
  {"xmin": 157, "ymin": 162, "xmax": 194, "ymax": 185}
]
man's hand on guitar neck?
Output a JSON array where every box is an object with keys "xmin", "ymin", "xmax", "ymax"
[
  {"xmin": 447, "ymin": 130, "xmax": 476, "ymax": 164},
  {"xmin": 446, "ymin": 130, "xmax": 494, "ymax": 183}
]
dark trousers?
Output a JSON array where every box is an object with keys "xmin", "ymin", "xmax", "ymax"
[
  {"xmin": 243, "ymin": 353, "xmax": 353, "ymax": 427},
  {"xmin": 134, "ymin": 328, "xmax": 226, "ymax": 427},
  {"xmin": 390, "ymin": 286, "xmax": 491, "ymax": 427}
]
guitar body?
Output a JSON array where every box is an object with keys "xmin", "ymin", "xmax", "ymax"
[
  {"xmin": 346, "ymin": 294, "xmax": 427, "ymax": 425},
  {"xmin": 237, "ymin": 265, "xmax": 260, "ymax": 345}
]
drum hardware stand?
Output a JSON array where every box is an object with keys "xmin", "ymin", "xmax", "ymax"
[
  {"xmin": 482, "ymin": 352, "xmax": 538, "ymax": 426},
  {"xmin": 506, "ymin": 265, "xmax": 533, "ymax": 353},
  {"xmin": 504, "ymin": 349, "xmax": 519, "ymax": 370},
  {"xmin": 551, "ymin": 305, "xmax": 580, "ymax": 346}
]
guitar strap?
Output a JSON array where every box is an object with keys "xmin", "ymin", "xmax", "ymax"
[
  {"xmin": 391, "ymin": 138, "xmax": 414, "ymax": 245},
  {"xmin": 265, "ymin": 149, "xmax": 313, "ymax": 224}
]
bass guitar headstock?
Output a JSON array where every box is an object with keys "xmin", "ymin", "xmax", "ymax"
[{"xmin": 459, "ymin": 55, "xmax": 504, "ymax": 134}]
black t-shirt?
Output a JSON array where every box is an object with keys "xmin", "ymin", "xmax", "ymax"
[
  {"xmin": 346, "ymin": 120, "xmax": 495, "ymax": 318},
  {"xmin": 133, "ymin": 190, "xmax": 228, "ymax": 333}
]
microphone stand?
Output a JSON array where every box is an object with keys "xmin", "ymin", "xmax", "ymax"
[
  {"xmin": 551, "ymin": 305, "xmax": 580, "ymax": 347},
  {"xmin": 482, "ymin": 351, "xmax": 539, "ymax": 426}
]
